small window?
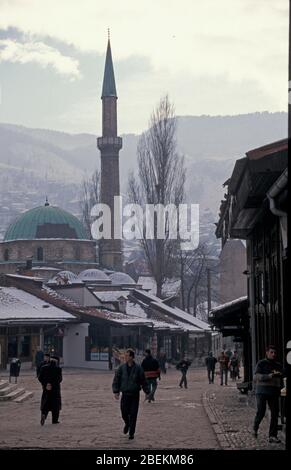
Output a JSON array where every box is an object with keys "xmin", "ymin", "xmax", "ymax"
[
  {"xmin": 4, "ymin": 249, "xmax": 9, "ymax": 261},
  {"xmin": 75, "ymin": 246, "xmax": 81, "ymax": 261},
  {"xmin": 37, "ymin": 247, "xmax": 44, "ymax": 261}
]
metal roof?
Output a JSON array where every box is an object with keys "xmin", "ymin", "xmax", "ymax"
[
  {"xmin": 101, "ymin": 40, "xmax": 117, "ymax": 98},
  {"xmin": 4, "ymin": 204, "xmax": 87, "ymax": 241}
]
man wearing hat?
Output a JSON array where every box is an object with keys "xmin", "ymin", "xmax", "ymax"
[{"xmin": 38, "ymin": 355, "xmax": 62, "ymax": 425}]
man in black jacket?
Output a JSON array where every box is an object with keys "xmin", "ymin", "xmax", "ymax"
[
  {"xmin": 205, "ymin": 352, "xmax": 217, "ymax": 384},
  {"xmin": 141, "ymin": 349, "xmax": 160, "ymax": 403},
  {"xmin": 38, "ymin": 355, "xmax": 62, "ymax": 425},
  {"xmin": 176, "ymin": 356, "xmax": 191, "ymax": 388},
  {"xmin": 112, "ymin": 349, "xmax": 149, "ymax": 440},
  {"xmin": 253, "ymin": 345, "xmax": 284, "ymax": 443}
]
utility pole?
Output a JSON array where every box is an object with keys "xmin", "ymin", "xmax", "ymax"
[{"xmin": 207, "ymin": 267, "xmax": 211, "ymax": 319}]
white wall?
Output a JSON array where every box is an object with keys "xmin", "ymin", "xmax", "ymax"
[
  {"xmin": 58, "ymin": 287, "xmax": 100, "ymax": 307},
  {"xmin": 63, "ymin": 323, "xmax": 109, "ymax": 370}
]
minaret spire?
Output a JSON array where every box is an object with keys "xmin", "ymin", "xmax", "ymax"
[
  {"xmin": 101, "ymin": 34, "xmax": 117, "ymax": 99},
  {"xmin": 97, "ymin": 35, "xmax": 123, "ymax": 271}
]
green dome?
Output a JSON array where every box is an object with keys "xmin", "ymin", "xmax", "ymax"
[{"xmin": 4, "ymin": 204, "xmax": 88, "ymax": 241}]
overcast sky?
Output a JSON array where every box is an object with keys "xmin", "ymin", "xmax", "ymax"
[{"xmin": 0, "ymin": 0, "xmax": 288, "ymax": 135}]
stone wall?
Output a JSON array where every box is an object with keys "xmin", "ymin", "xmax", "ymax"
[{"xmin": 0, "ymin": 239, "xmax": 97, "ymax": 274}]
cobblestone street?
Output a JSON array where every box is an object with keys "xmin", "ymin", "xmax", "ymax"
[{"xmin": 0, "ymin": 367, "xmax": 286, "ymax": 450}]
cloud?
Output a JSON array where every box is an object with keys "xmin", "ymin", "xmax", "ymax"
[{"xmin": 0, "ymin": 38, "xmax": 81, "ymax": 80}]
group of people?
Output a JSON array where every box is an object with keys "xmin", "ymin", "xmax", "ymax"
[
  {"xmin": 205, "ymin": 350, "xmax": 241, "ymax": 385},
  {"xmin": 34, "ymin": 343, "xmax": 284, "ymax": 445},
  {"xmin": 35, "ymin": 347, "xmax": 62, "ymax": 426}
]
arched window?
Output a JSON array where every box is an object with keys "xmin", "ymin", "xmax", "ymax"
[
  {"xmin": 37, "ymin": 247, "xmax": 44, "ymax": 261},
  {"xmin": 4, "ymin": 249, "xmax": 9, "ymax": 261}
]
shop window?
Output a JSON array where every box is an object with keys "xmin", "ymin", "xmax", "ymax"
[
  {"xmin": 19, "ymin": 335, "xmax": 30, "ymax": 358},
  {"xmin": 8, "ymin": 336, "xmax": 18, "ymax": 358}
]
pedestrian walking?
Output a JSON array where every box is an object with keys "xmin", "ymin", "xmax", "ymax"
[
  {"xmin": 157, "ymin": 350, "xmax": 167, "ymax": 374},
  {"xmin": 38, "ymin": 355, "xmax": 62, "ymax": 425},
  {"xmin": 112, "ymin": 349, "xmax": 149, "ymax": 440},
  {"xmin": 218, "ymin": 351, "xmax": 230, "ymax": 385},
  {"xmin": 252, "ymin": 345, "xmax": 284, "ymax": 443},
  {"xmin": 176, "ymin": 356, "xmax": 191, "ymax": 389},
  {"xmin": 225, "ymin": 348, "xmax": 232, "ymax": 360},
  {"xmin": 205, "ymin": 352, "xmax": 217, "ymax": 384},
  {"xmin": 230, "ymin": 351, "xmax": 240, "ymax": 381},
  {"xmin": 141, "ymin": 349, "xmax": 161, "ymax": 403}
]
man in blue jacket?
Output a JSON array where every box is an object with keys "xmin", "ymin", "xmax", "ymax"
[
  {"xmin": 112, "ymin": 349, "xmax": 149, "ymax": 440},
  {"xmin": 253, "ymin": 345, "xmax": 284, "ymax": 443}
]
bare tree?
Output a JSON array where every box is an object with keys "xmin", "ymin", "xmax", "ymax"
[
  {"xmin": 178, "ymin": 243, "xmax": 220, "ymax": 318},
  {"xmin": 80, "ymin": 169, "xmax": 100, "ymax": 238},
  {"xmin": 128, "ymin": 95, "xmax": 186, "ymax": 297}
]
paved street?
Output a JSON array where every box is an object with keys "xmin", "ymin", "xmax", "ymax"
[{"xmin": 0, "ymin": 367, "xmax": 286, "ymax": 449}]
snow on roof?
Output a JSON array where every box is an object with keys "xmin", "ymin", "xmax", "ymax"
[
  {"xmin": 0, "ymin": 287, "xmax": 76, "ymax": 321},
  {"xmin": 134, "ymin": 289, "xmax": 160, "ymax": 303},
  {"xmin": 109, "ymin": 272, "xmax": 136, "ymax": 285},
  {"xmin": 126, "ymin": 301, "xmax": 148, "ymax": 319},
  {"xmin": 150, "ymin": 302, "xmax": 211, "ymax": 331},
  {"xmin": 133, "ymin": 289, "xmax": 210, "ymax": 330},
  {"xmin": 48, "ymin": 270, "xmax": 82, "ymax": 285},
  {"xmin": 93, "ymin": 291, "xmax": 130, "ymax": 303},
  {"xmin": 31, "ymin": 266, "xmax": 60, "ymax": 271},
  {"xmin": 6, "ymin": 274, "xmax": 44, "ymax": 281},
  {"xmin": 77, "ymin": 269, "xmax": 111, "ymax": 282},
  {"xmin": 42, "ymin": 286, "xmax": 81, "ymax": 309},
  {"xmin": 84, "ymin": 308, "xmax": 152, "ymax": 327},
  {"xmin": 209, "ymin": 296, "xmax": 248, "ymax": 314}
]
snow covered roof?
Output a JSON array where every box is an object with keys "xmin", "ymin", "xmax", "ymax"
[
  {"xmin": 133, "ymin": 289, "xmax": 210, "ymax": 331},
  {"xmin": 109, "ymin": 272, "xmax": 136, "ymax": 285},
  {"xmin": 77, "ymin": 269, "xmax": 111, "ymax": 283},
  {"xmin": 6, "ymin": 273, "xmax": 44, "ymax": 282},
  {"xmin": 126, "ymin": 301, "xmax": 148, "ymax": 319},
  {"xmin": 93, "ymin": 290, "xmax": 130, "ymax": 303},
  {"xmin": 31, "ymin": 266, "xmax": 59, "ymax": 271},
  {"xmin": 82, "ymin": 308, "xmax": 152, "ymax": 327},
  {"xmin": 151, "ymin": 302, "xmax": 210, "ymax": 331},
  {"xmin": 48, "ymin": 270, "xmax": 82, "ymax": 285},
  {"xmin": 0, "ymin": 287, "xmax": 76, "ymax": 322},
  {"xmin": 209, "ymin": 296, "xmax": 248, "ymax": 314}
]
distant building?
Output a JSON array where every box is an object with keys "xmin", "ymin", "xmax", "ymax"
[{"xmin": 0, "ymin": 201, "xmax": 97, "ymax": 274}]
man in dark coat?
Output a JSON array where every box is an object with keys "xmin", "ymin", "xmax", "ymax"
[
  {"xmin": 176, "ymin": 356, "xmax": 191, "ymax": 388},
  {"xmin": 112, "ymin": 348, "xmax": 149, "ymax": 440},
  {"xmin": 141, "ymin": 349, "xmax": 161, "ymax": 402},
  {"xmin": 253, "ymin": 345, "xmax": 284, "ymax": 443},
  {"xmin": 218, "ymin": 351, "xmax": 230, "ymax": 385},
  {"xmin": 205, "ymin": 352, "xmax": 217, "ymax": 384},
  {"xmin": 36, "ymin": 352, "xmax": 50, "ymax": 378},
  {"xmin": 38, "ymin": 355, "xmax": 62, "ymax": 425}
]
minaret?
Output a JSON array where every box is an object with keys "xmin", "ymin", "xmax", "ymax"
[{"xmin": 97, "ymin": 33, "xmax": 123, "ymax": 271}]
